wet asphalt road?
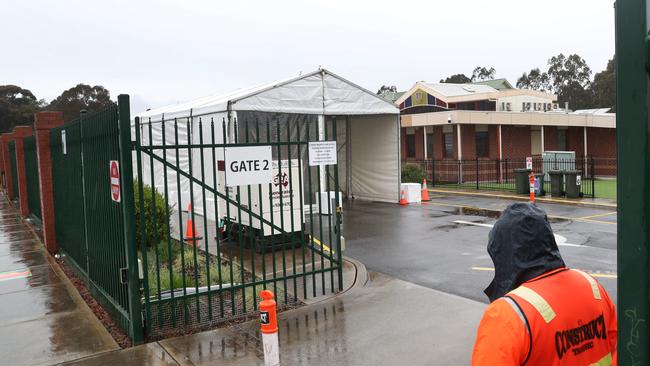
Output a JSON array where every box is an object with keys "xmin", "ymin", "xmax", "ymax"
[{"xmin": 341, "ymin": 194, "xmax": 617, "ymax": 304}]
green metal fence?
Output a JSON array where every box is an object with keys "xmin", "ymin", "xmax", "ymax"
[
  {"xmin": 23, "ymin": 135, "xmax": 41, "ymax": 221},
  {"xmin": 9, "ymin": 141, "xmax": 18, "ymax": 200},
  {"xmin": 134, "ymin": 114, "xmax": 343, "ymax": 338},
  {"xmin": 50, "ymin": 96, "xmax": 142, "ymax": 342}
]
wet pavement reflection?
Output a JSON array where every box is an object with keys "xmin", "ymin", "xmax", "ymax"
[{"xmin": 0, "ymin": 198, "xmax": 118, "ymax": 365}]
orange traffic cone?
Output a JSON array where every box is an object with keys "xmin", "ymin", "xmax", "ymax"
[
  {"xmin": 184, "ymin": 203, "xmax": 201, "ymax": 245},
  {"xmin": 421, "ymin": 179, "xmax": 430, "ymax": 201},
  {"xmin": 529, "ymin": 172, "xmax": 536, "ymax": 203},
  {"xmin": 399, "ymin": 190, "xmax": 408, "ymax": 206}
]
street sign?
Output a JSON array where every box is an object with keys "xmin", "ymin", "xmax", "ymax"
[
  {"xmin": 526, "ymin": 157, "xmax": 533, "ymax": 170},
  {"xmin": 309, "ymin": 141, "xmax": 337, "ymax": 166},
  {"xmin": 110, "ymin": 160, "xmax": 120, "ymax": 202},
  {"xmin": 224, "ymin": 146, "xmax": 273, "ymax": 187}
]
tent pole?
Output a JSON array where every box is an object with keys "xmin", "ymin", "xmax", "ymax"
[{"xmin": 318, "ymin": 115, "xmax": 326, "ymax": 191}]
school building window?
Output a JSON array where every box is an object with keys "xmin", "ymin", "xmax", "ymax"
[
  {"xmin": 443, "ymin": 132, "xmax": 454, "ymax": 158},
  {"xmin": 426, "ymin": 133, "xmax": 434, "ymax": 159},
  {"xmin": 475, "ymin": 130, "xmax": 489, "ymax": 157},
  {"xmin": 557, "ymin": 128, "xmax": 567, "ymax": 151},
  {"xmin": 407, "ymin": 134, "xmax": 416, "ymax": 157}
]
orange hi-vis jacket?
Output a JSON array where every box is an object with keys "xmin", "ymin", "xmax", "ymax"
[{"xmin": 472, "ymin": 268, "xmax": 617, "ymax": 366}]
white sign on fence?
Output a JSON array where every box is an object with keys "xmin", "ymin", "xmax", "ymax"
[
  {"xmin": 308, "ymin": 141, "xmax": 337, "ymax": 166},
  {"xmin": 576, "ymin": 175, "xmax": 582, "ymax": 186},
  {"xmin": 526, "ymin": 157, "xmax": 533, "ymax": 170},
  {"xmin": 224, "ymin": 146, "xmax": 273, "ymax": 187},
  {"xmin": 61, "ymin": 130, "xmax": 67, "ymax": 155}
]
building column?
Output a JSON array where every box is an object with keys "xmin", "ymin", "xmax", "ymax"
[
  {"xmin": 583, "ymin": 126, "xmax": 588, "ymax": 175},
  {"xmin": 0, "ymin": 132, "xmax": 16, "ymax": 201},
  {"xmin": 13, "ymin": 126, "xmax": 33, "ymax": 217},
  {"xmin": 456, "ymin": 124, "xmax": 462, "ymax": 160},
  {"xmin": 34, "ymin": 112, "xmax": 64, "ymax": 253},
  {"xmin": 423, "ymin": 126, "xmax": 428, "ymax": 160},
  {"xmin": 498, "ymin": 125, "xmax": 503, "ymax": 160},
  {"xmin": 541, "ymin": 125, "xmax": 545, "ymax": 153}
]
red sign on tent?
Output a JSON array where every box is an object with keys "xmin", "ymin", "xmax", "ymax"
[{"xmin": 110, "ymin": 160, "xmax": 120, "ymax": 202}]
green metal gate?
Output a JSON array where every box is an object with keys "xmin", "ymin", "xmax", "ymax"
[
  {"xmin": 23, "ymin": 135, "xmax": 41, "ymax": 221},
  {"xmin": 50, "ymin": 95, "xmax": 143, "ymax": 342},
  {"xmin": 134, "ymin": 113, "xmax": 343, "ymax": 338},
  {"xmin": 9, "ymin": 141, "xmax": 18, "ymax": 200}
]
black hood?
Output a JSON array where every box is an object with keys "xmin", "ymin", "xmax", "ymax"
[{"xmin": 484, "ymin": 203, "xmax": 565, "ymax": 302}]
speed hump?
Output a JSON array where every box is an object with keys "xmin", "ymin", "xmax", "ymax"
[{"xmin": 110, "ymin": 160, "xmax": 120, "ymax": 202}]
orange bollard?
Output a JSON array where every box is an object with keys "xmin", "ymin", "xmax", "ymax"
[
  {"xmin": 184, "ymin": 203, "xmax": 201, "ymax": 246},
  {"xmin": 421, "ymin": 179, "xmax": 430, "ymax": 201},
  {"xmin": 259, "ymin": 290, "xmax": 279, "ymax": 366},
  {"xmin": 529, "ymin": 172, "xmax": 536, "ymax": 203},
  {"xmin": 399, "ymin": 190, "xmax": 408, "ymax": 205}
]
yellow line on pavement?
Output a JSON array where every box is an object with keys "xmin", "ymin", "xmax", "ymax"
[
  {"xmin": 427, "ymin": 200, "xmax": 616, "ymax": 225},
  {"xmin": 309, "ymin": 235, "xmax": 333, "ymax": 254},
  {"xmin": 471, "ymin": 267, "xmax": 617, "ymax": 279},
  {"xmin": 576, "ymin": 211, "xmax": 617, "ymax": 220}
]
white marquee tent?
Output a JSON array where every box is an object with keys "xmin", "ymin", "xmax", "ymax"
[{"xmin": 134, "ymin": 68, "xmax": 400, "ymax": 220}]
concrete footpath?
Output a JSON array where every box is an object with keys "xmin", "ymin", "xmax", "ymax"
[
  {"xmin": 0, "ymin": 198, "xmax": 118, "ymax": 366},
  {"xmin": 61, "ymin": 259, "xmax": 485, "ymax": 365}
]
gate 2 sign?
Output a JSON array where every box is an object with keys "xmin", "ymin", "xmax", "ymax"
[
  {"xmin": 224, "ymin": 146, "xmax": 273, "ymax": 187},
  {"xmin": 110, "ymin": 160, "xmax": 120, "ymax": 202}
]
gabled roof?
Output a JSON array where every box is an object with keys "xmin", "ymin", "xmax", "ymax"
[
  {"xmin": 471, "ymin": 78, "xmax": 514, "ymax": 90},
  {"xmin": 136, "ymin": 68, "xmax": 399, "ymax": 121},
  {"xmin": 422, "ymin": 82, "xmax": 498, "ymax": 97}
]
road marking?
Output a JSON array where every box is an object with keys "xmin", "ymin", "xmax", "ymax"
[
  {"xmin": 576, "ymin": 211, "xmax": 617, "ymax": 220},
  {"xmin": 453, "ymin": 220, "xmax": 584, "ymax": 247},
  {"xmin": 428, "ymin": 200, "xmax": 616, "ymax": 225},
  {"xmin": 309, "ymin": 235, "xmax": 333, "ymax": 254},
  {"xmin": 0, "ymin": 269, "xmax": 32, "ymax": 282},
  {"xmin": 471, "ymin": 267, "xmax": 617, "ymax": 279}
]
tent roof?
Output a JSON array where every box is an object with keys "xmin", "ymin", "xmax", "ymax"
[{"xmin": 136, "ymin": 68, "xmax": 399, "ymax": 121}]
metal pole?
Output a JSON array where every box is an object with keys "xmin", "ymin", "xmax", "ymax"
[
  {"xmin": 616, "ymin": 0, "xmax": 650, "ymax": 364},
  {"xmin": 116, "ymin": 95, "xmax": 144, "ymax": 343}
]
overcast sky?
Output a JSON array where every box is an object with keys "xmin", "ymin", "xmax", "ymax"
[{"xmin": 4, "ymin": 0, "xmax": 615, "ymax": 114}]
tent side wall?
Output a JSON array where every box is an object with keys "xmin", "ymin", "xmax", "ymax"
[{"xmin": 349, "ymin": 114, "xmax": 400, "ymax": 203}]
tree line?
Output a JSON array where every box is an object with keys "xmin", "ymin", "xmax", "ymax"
[
  {"xmin": 0, "ymin": 84, "xmax": 113, "ymax": 133},
  {"xmin": 378, "ymin": 53, "xmax": 616, "ymax": 112}
]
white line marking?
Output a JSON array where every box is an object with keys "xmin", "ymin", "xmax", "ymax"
[{"xmin": 453, "ymin": 220, "xmax": 584, "ymax": 248}]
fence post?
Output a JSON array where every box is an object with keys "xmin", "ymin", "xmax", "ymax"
[
  {"xmin": 34, "ymin": 112, "xmax": 65, "ymax": 254},
  {"xmin": 1, "ymin": 134, "xmax": 14, "ymax": 199},
  {"xmin": 475, "ymin": 158, "xmax": 479, "ymax": 190},
  {"xmin": 13, "ymin": 126, "xmax": 33, "ymax": 217},
  {"xmin": 116, "ymin": 95, "xmax": 144, "ymax": 343},
  {"xmin": 591, "ymin": 157, "xmax": 595, "ymax": 198}
]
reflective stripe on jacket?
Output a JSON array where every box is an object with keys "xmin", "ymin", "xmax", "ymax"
[{"xmin": 471, "ymin": 268, "xmax": 617, "ymax": 366}]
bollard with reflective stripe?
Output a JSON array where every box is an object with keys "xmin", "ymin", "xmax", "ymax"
[
  {"xmin": 529, "ymin": 172, "xmax": 536, "ymax": 203},
  {"xmin": 259, "ymin": 290, "xmax": 279, "ymax": 366}
]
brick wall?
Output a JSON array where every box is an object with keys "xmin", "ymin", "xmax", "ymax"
[
  {"xmin": 544, "ymin": 126, "xmax": 557, "ymax": 151},
  {"xmin": 460, "ymin": 125, "xmax": 475, "ymax": 159},
  {"xmin": 501, "ymin": 125, "xmax": 531, "ymax": 158},
  {"xmin": 489, "ymin": 125, "xmax": 499, "ymax": 159}
]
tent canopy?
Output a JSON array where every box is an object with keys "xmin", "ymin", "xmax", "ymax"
[{"xmin": 137, "ymin": 68, "xmax": 399, "ymax": 120}]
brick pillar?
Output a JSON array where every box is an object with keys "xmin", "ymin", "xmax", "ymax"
[
  {"xmin": 34, "ymin": 112, "xmax": 64, "ymax": 253},
  {"xmin": 13, "ymin": 126, "xmax": 33, "ymax": 217},
  {"xmin": 0, "ymin": 133, "xmax": 14, "ymax": 199}
]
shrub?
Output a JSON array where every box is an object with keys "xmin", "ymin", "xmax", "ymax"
[
  {"xmin": 134, "ymin": 180, "xmax": 171, "ymax": 249},
  {"xmin": 401, "ymin": 164, "xmax": 426, "ymax": 183}
]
